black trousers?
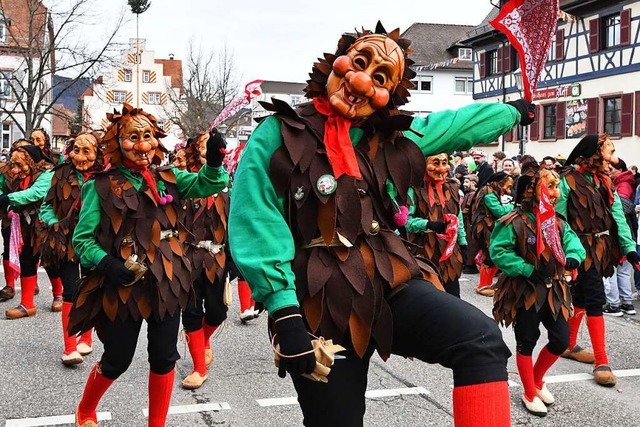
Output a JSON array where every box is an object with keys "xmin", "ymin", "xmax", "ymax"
[
  {"xmin": 96, "ymin": 312, "xmax": 180, "ymax": 379},
  {"xmin": 291, "ymin": 279, "xmax": 511, "ymax": 427},
  {"xmin": 18, "ymin": 241, "xmax": 38, "ymax": 277},
  {"xmin": 2, "ymin": 225, "xmax": 9, "ymax": 261},
  {"xmin": 514, "ymin": 304, "xmax": 569, "ymax": 356},
  {"xmin": 59, "ymin": 261, "xmax": 84, "ymax": 303},
  {"xmin": 181, "ymin": 272, "xmax": 228, "ymax": 332},
  {"xmin": 572, "ymin": 265, "xmax": 606, "ymax": 316},
  {"xmin": 443, "ymin": 278, "xmax": 460, "ymax": 298}
]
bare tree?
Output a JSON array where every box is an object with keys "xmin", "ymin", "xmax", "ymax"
[
  {"xmin": 165, "ymin": 41, "xmax": 240, "ymax": 138},
  {"xmin": 0, "ymin": 0, "xmax": 126, "ymax": 137}
]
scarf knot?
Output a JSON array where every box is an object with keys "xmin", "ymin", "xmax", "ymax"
[{"xmin": 122, "ymin": 159, "xmax": 173, "ymax": 205}]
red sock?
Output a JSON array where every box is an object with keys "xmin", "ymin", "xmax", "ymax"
[
  {"xmin": 453, "ymin": 381, "xmax": 510, "ymax": 427},
  {"xmin": 586, "ymin": 315, "xmax": 609, "ymax": 366},
  {"xmin": 533, "ymin": 345, "xmax": 560, "ymax": 388},
  {"xmin": 3, "ymin": 260, "xmax": 15, "ymax": 288},
  {"xmin": 19, "ymin": 275, "xmax": 37, "ymax": 309},
  {"xmin": 203, "ymin": 322, "xmax": 218, "ymax": 350},
  {"xmin": 76, "ymin": 364, "xmax": 115, "ymax": 424},
  {"xmin": 237, "ymin": 280, "xmax": 252, "ymax": 312},
  {"xmin": 49, "ymin": 276, "xmax": 63, "ymax": 298},
  {"xmin": 567, "ymin": 307, "xmax": 585, "ymax": 349},
  {"xmin": 61, "ymin": 302, "xmax": 77, "ymax": 355},
  {"xmin": 516, "ymin": 353, "xmax": 536, "ymax": 401},
  {"xmin": 148, "ymin": 369, "xmax": 175, "ymax": 427},
  {"xmin": 78, "ymin": 329, "xmax": 94, "ymax": 348},
  {"xmin": 186, "ymin": 329, "xmax": 207, "ymax": 375}
]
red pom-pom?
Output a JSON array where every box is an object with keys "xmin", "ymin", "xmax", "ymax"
[{"xmin": 393, "ymin": 205, "xmax": 409, "ymax": 227}]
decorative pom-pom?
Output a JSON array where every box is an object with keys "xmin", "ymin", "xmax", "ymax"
[
  {"xmin": 393, "ymin": 205, "xmax": 409, "ymax": 227},
  {"xmin": 158, "ymin": 196, "xmax": 167, "ymax": 205},
  {"xmin": 164, "ymin": 194, "xmax": 173, "ymax": 203}
]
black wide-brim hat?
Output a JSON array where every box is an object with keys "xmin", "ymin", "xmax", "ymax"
[
  {"xmin": 478, "ymin": 171, "xmax": 509, "ymax": 190},
  {"xmin": 17, "ymin": 144, "xmax": 53, "ymax": 165},
  {"xmin": 565, "ymin": 134, "xmax": 599, "ymax": 166}
]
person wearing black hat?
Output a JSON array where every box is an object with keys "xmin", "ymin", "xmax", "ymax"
[
  {"xmin": 0, "ymin": 144, "xmax": 54, "ymax": 319},
  {"xmin": 490, "ymin": 163, "xmax": 585, "ymax": 417},
  {"xmin": 555, "ymin": 134, "xmax": 638, "ymax": 387},
  {"xmin": 469, "ymin": 171, "xmax": 514, "ymax": 296}
]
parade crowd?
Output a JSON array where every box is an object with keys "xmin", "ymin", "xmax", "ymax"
[{"xmin": 0, "ymin": 23, "xmax": 638, "ymax": 427}]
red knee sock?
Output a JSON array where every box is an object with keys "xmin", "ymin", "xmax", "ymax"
[
  {"xmin": 19, "ymin": 275, "xmax": 37, "ymax": 309},
  {"xmin": 49, "ymin": 276, "xmax": 63, "ymax": 298},
  {"xmin": 516, "ymin": 353, "xmax": 536, "ymax": 401},
  {"xmin": 76, "ymin": 364, "xmax": 115, "ymax": 424},
  {"xmin": 533, "ymin": 345, "xmax": 560, "ymax": 388},
  {"xmin": 586, "ymin": 315, "xmax": 609, "ymax": 366},
  {"xmin": 78, "ymin": 329, "xmax": 94, "ymax": 348},
  {"xmin": 186, "ymin": 329, "xmax": 207, "ymax": 375},
  {"xmin": 452, "ymin": 381, "xmax": 510, "ymax": 427},
  {"xmin": 567, "ymin": 307, "xmax": 585, "ymax": 349},
  {"xmin": 61, "ymin": 302, "xmax": 77, "ymax": 355},
  {"xmin": 148, "ymin": 369, "xmax": 175, "ymax": 427},
  {"xmin": 237, "ymin": 280, "xmax": 252, "ymax": 312},
  {"xmin": 477, "ymin": 265, "xmax": 497, "ymax": 289},
  {"xmin": 203, "ymin": 322, "xmax": 218, "ymax": 350},
  {"xmin": 3, "ymin": 260, "xmax": 15, "ymax": 288}
]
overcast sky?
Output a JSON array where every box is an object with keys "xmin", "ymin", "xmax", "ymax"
[{"xmin": 87, "ymin": 0, "xmax": 495, "ymax": 84}]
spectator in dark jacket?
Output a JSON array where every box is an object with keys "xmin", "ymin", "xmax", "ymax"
[{"xmin": 471, "ymin": 149, "xmax": 494, "ymax": 185}]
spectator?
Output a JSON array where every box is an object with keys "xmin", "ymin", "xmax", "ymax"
[
  {"xmin": 502, "ymin": 158, "xmax": 517, "ymax": 176},
  {"xmin": 471, "ymin": 149, "xmax": 494, "ymax": 185},
  {"xmin": 492, "ymin": 151, "xmax": 507, "ymax": 172},
  {"xmin": 542, "ymin": 156, "xmax": 556, "ymax": 170},
  {"xmin": 630, "ymin": 165, "xmax": 640, "ymax": 190},
  {"xmin": 453, "ymin": 163, "xmax": 469, "ymax": 183}
]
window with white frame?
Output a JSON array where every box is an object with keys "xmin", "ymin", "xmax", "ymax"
[
  {"xmin": 0, "ymin": 20, "xmax": 6, "ymax": 43},
  {"xmin": 123, "ymin": 69, "xmax": 132, "ymax": 82},
  {"xmin": 290, "ymin": 95, "xmax": 302, "ymax": 106},
  {"xmin": 1, "ymin": 123, "xmax": 10, "ymax": 149},
  {"xmin": 113, "ymin": 91, "xmax": 127, "ymax": 103},
  {"xmin": 148, "ymin": 92, "xmax": 161, "ymax": 105},
  {"xmin": 458, "ymin": 48, "xmax": 472, "ymax": 60},
  {"xmin": 410, "ymin": 76, "xmax": 433, "ymax": 93},
  {"xmin": 0, "ymin": 71, "xmax": 12, "ymax": 98},
  {"xmin": 548, "ymin": 33, "xmax": 556, "ymax": 61},
  {"xmin": 455, "ymin": 77, "xmax": 473, "ymax": 94},
  {"xmin": 142, "ymin": 70, "xmax": 150, "ymax": 83},
  {"xmin": 603, "ymin": 13, "xmax": 621, "ymax": 49},
  {"xmin": 156, "ymin": 121, "xmax": 164, "ymax": 130}
]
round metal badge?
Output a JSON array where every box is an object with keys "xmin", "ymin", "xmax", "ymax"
[{"xmin": 316, "ymin": 174, "xmax": 338, "ymax": 195}]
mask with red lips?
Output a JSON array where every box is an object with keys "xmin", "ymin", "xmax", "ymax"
[{"xmin": 424, "ymin": 153, "xmax": 450, "ymax": 182}]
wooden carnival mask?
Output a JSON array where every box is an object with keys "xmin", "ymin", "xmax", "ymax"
[
  {"xmin": 10, "ymin": 150, "xmax": 33, "ymax": 179},
  {"xmin": 30, "ymin": 130, "xmax": 48, "ymax": 150},
  {"xmin": 498, "ymin": 175, "xmax": 514, "ymax": 196},
  {"xmin": 196, "ymin": 132, "xmax": 208, "ymax": 166},
  {"xmin": 597, "ymin": 136, "xmax": 618, "ymax": 172},
  {"xmin": 68, "ymin": 134, "xmax": 98, "ymax": 171},
  {"xmin": 119, "ymin": 114, "xmax": 160, "ymax": 168},
  {"xmin": 537, "ymin": 168, "xmax": 561, "ymax": 205},
  {"xmin": 425, "ymin": 153, "xmax": 450, "ymax": 182},
  {"xmin": 172, "ymin": 149, "xmax": 187, "ymax": 171}
]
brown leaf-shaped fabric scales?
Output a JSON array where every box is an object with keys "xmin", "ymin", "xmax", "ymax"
[
  {"xmin": 68, "ymin": 167, "xmax": 192, "ymax": 334},
  {"xmin": 13, "ymin": 166, "xmax": 52, "ymax": 252},
  {"xmin": 469, "ymin": 186, "xmax": 498, "ymax": 262}
]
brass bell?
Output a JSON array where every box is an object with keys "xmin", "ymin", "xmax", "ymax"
[{"xmin": 370, "ymin": 220, "xmax": 380, "ymax": 235}]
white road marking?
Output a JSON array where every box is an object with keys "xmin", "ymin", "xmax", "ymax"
[
  {"xmin": 5, "ymin": 412, "xmax": 111, "ymax": 426},
  {"xmin": 142, "ymin": 402, "xmax": 230, "ymax": 417},
  {"xmin": 257, "ymin": 387, "xmax": 429, "ymax": 407},
  {"xmin": 257, "ymin": 397, "xmax": 299, "ymax": 407}
]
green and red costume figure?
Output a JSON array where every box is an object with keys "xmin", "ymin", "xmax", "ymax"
[
  {"xmin": 68, "ymin": 104, "xmax": 229, "ymax": 427},
  {"xmin": 555, "ymin": 134, "xmax": 638, "ymax": 387},
  {"xmin": 0, "ymin": 150, "xmax": 21, "ymax": 302},
  {"xmin": 490, "ymin": 165, "xmax": 585, "ymax": 417},
  {"xmin": 229, "ymin": 23, "xmax": 535, "ymax": 427},
  {"xmin": 406, "ymin": 152, "xmax": 467, "ymax": 297},
  {"xmin": 469, "ymin": 171, "xmax": 514, "ymax": 297},
  {"xmin": 39, "ymin": 132, "xmax": 104, "ymax": 366}
]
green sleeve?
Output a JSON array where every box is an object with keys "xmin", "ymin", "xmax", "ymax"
[
  {"xmin": 228, "ymin": 116, "xmax": 299, "ymax": 314},
  {"xmin": 612, "ymin": 191, "xmax": 637, "ymax": 254},
  {"xmin": 174, "ymin": 164, "xmax": 229, "ymax": 198},
  {"xmin": 555, "ymin": 176, "xmax": 570, "ymax": 219},
  {"xmin": 489, "ymin": 220, "xmax": 534, "ymax": 278},
  {"xmin": 38, "ymin": 199, "xmax": 60, "ymax": 225},
  {"xmin": 0, "ymin": 174, "xmax": 5, "ymax": 194},
  {"xmin": 457, "ymin": 208, "xmax": 467, "ymax": 245},
  {"xmin": 405, "ymin": 187, "xmax": 428, "ymax": 233},
  {"xmin": 72, "ymin": 180, "xmax": 108, "ymax": 268},
  {"xmin": 406, "ymin": 103, "xmax": 520, "ymax": 156},
  {"xmin": 7, "ymin": 170, "xmax": 53, "ymax": 206},
  {"xmin": 484, "ymin": 192, "xmax": 513, "ymax": 218},
  {"xmin": 562, "ymin": 221, "xmax": 586, "ymax": 263}
]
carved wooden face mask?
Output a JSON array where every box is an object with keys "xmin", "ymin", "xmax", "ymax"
[
  {"xmin": 326, "ymin": 34, "xmax": 404, "ymax": 119},
  {"xmin": 30, "ymin": 130, "xmax": 47, "ymax": 149},
  {"xmin": 69, "ymin": 134, "xmax": 98, "ymax": 171},
  {"xmin": 10, "ymin": 150, "xmax": 32, "ymax": 179},
  {"xmin": 173, "ymin": 149, "xmax": 187, "ymax": 171},
  {"xmin": 119, "ymin": 115, "xmax": 159, "ymax": 167},
  {"xmin": 425, "ymin": 153, "xmax": 450, "ymax": 182},
  {"xmin": 598, "ymin": 136, "xmax": 618, "ymax": 172},
  {"xmin": 498, "ymin": 176, "xmax": 514, "ymax": 196},
  {"xmin": 537, "ymin": 169, "xmax": 561, "ymax": 205}
]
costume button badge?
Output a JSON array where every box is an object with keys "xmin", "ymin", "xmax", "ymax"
[
  {"xmin": 294, "ymin": 186, "xmax": 305, "ymax": 201},
  {"xmin": 316, "ymin": 174, "xmax": 337, "ymax": 195}
]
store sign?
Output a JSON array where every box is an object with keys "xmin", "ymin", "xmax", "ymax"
[
  {"xmin": 565, "ymin": 99, "xmax": 587, "ymax": 139},
  {"xmin": 533, "ymin": 83, "xmax": 581, "ymax": 101}
]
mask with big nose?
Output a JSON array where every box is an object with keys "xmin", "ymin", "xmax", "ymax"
[{"xmin": 119, "ymin": 115, "xmax": 159, "ymax": 168}]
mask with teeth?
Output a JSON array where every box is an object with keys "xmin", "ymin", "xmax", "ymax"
[
  {"xmin": 120, "ymin": 115, "xmax": 159, "ymax": 168},
  {"xmin": 424, "ymin": 153, "xmax": 450, "ymax": 182},
  {"xmin": 68, "ymin": 133, "xmax": 99, "ymax": 172}
]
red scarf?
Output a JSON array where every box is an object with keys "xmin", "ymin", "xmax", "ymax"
[
  {"xmin": 426, "ymin": 179, "xmax": 447, "ymax": 207},
  {"xmin": 19, "ymin": 175, "xmax": 31, "ymax": 190},
  {"xmin": 535, "ymin": 176, "xmax": 566, "ymax": 264},
  {"xmin": 122, "ymin": 159, "xmax": 169, "ymax": 205},
  {"xmin": 576, "ymin": 165, "xmax": 614, "ymax": 204},
  {"xmin": 313, "ymin": 96, "xmax": 361, "ymax": 179}
]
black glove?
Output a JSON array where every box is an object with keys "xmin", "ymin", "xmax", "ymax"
[
  {"xmin": 507, "ymin": 99, "xmax": 536, "ymax": 126},
  {"xmin": 97, "ymin": 254, "xmax": 135, "ymax": 287},
  {"xmin": 460, "ymin": 244, "xmax": 468, "ymax": 260},
  {"xmin": 426, "ymin": 220, "xmax": 447, "ymax": 234},
  {"xmin": 565, "ymin": 257, "xmax": 580, "ymax": 270},
  {"xmin": 206, "ymin": 128, "xmax": 227, "ymax": 167},
  {"xmin": 527, "ymin": 268, "xmax": 549, "ymax": 284},
  {"xmin": 626, "ymin": 251, "xmax": 640, "ymax": 268},
  {"xmin": 0, "ymin": 194, "xmax": 10, "ymax": 209},
  {"xmin": 272, "ymin": 306, "xmax": 316, "ymax": 378}
]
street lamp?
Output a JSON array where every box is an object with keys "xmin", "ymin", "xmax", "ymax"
[{"xmin": 512, "ymin": 68, "xmax": 528, "ymax": 156}]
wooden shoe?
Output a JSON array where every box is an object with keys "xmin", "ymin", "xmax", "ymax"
[
  {"xmin": 75, "ymin": 411, "xmax": 98, "ymax": 427},
  {"xmin": 204, "ymin": 348, "xmax": 214, "ymax": 368},
  {"xmin": 182, "ymin": 371, "xmax": 207, "ymax": 390},
  {"xmin": 0, "ymin": 286, "xmax": 15, "ymax": 301},
  {"xmin": 62, "ymin": 351, "xmax": 84, "ymax": 366},
  {"xmin": 521, "ymin": 395, "xmax": 547, "ymax": 417},
  {"xmin": 77, "ymin": 343, "xmax": 93, "ymax": 356},
  {"xmin": 6, "ymin": 304, "xmax": 37, "ymax": 319},
  {"xmin": 560, "ymin": 345, "xmax": 595, "ymax": 364},
  {"xmin": 593, "ymin": 365, "xmax": 617, "ymax": 387},
  {"xmin": 240, "ymin": 308, "xmax": 255, "ymax": 323},
  {"xmin": 475, "ymin": 286, "xmax": 495, "ymax": 297},
  {"xmin": 535, "ymin": 383, "xmax": 554, "ymax": 405},
  {"xmin": 51, "ymin": 296, "xmax": 63, "ymax": 312}
]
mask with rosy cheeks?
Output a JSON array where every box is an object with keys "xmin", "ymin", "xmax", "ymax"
[
  {"xmin": 425, "ymin": 154, "xmax": 450, "ymax": 182},
  {"xmin": 68, "ymin": 134, "xmax": 98, "ymax": 171},
  {"xmin": 119, "ymin": 115, "xmax": 159, "ymax": 167},
  {"xmin": 10, "ymin": 151, "xmax": 31, "ymax": 179},
  {"xmin": 598, "ymin": 137, "xmax": 618, "ymax": 172},
  {"xmin": 326, "ymin": 34, "xmax": 404, "ymax": 119},
  {"xmin": 498, "ymin": 176, "xmax": 514, "ymax": 196},
  {"xmin": 173, "ymin": 149, "xmax": 187, "ymax": 171},
  {"xmin": 30, "ymin": 130, "xmax": 47, "ymax": 149},
  {"xmin": 537, "ymin": 169, "xmax": 561, "ymax": 205},
  {"xmin": 196, "ymin": 133, "xmax": 209, "ymax": 165}
]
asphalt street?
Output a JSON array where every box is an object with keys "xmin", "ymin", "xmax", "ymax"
[{"xmin": 0, "ymin": 271, "xmax": 639, "ymax": 427}]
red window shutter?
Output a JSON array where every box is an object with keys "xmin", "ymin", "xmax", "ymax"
[
  {"xmin": 479, "ymin": 52, "xmax": 486, "ymax": 78},
  {"xmin": 556, "ymin": 101, "xmax": 566, "ymax": 139},
  {"xmin": 587, "ymin": 97, "xmax": 599, "ymax": 134},
  {"xmin": 503, "ymin": 44, "xmax": 512, "ymax": 72},
  {"xmin": 555, "ymin": 29, "xmax": 564, "ymax": 60},
  {"xmin": 635, "ymin": 91, "xmax": 640, "ymax": 136},
  {"xmin": 504, "ymin": 127, "xmax": 513, "ymax": 142},
  {"xmin": 621, "ymin": 9, "xmax": 631, "ymax": 46},
  {"xmin": 589, "ymin": 19, "xmax": 600, "ymax": 53},
  {"xmin": 621, "ymin": 93, "xmax": 633, "ymax": 137},
  {"xmin": 529, "ymin": 105, "xmax": 541, "ymax": 141},
  {"xmin": 497, "ymin": 48, "xmax": 503, "ymax": 74}
]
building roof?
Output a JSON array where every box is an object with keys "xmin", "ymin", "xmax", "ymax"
[
  {"xmin": 261, "ymin": 80, "xmax": 306, "ymax": 95},
  {"xmin": 154, "ymin": 58, "xmax": 183, "ymax": 89},
  {"xmin": 402, "ymin": 23, "xmax": 476, "ymax": 69},
  {"xmin": 51, "ymin": 103, "xmax": 73, "ymax": 137}
]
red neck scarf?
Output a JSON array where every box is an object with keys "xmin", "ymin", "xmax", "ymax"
[
  {"xmin": 122, "ymin": 159, "xmax": 169, "ymax": 205},
  {"xmin": 534, "ymin": 176, "xmax": 566, "ymax": 264},
  {"xmin": 19, "ymin": 175, "xmax": 31, "ymax": 190},
  {"xmin": 313, "ymin": 96, "xmax": 361, "ymax": 179},
  {"xmin": 426, "ymin": 180, "xmax": 446, "ymax": 207},
  {"xmin": 576, "ymin": 165, "xmax": 614, "ymax": 204}
]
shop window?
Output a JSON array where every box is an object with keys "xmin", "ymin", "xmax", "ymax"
[
  {"xmin": 604, "ymin": 96, "xmax": 622, "ymax": 136},
  {"xmin": 543, "ymin": 105, "xmax": 556, "ymax": 139}
]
